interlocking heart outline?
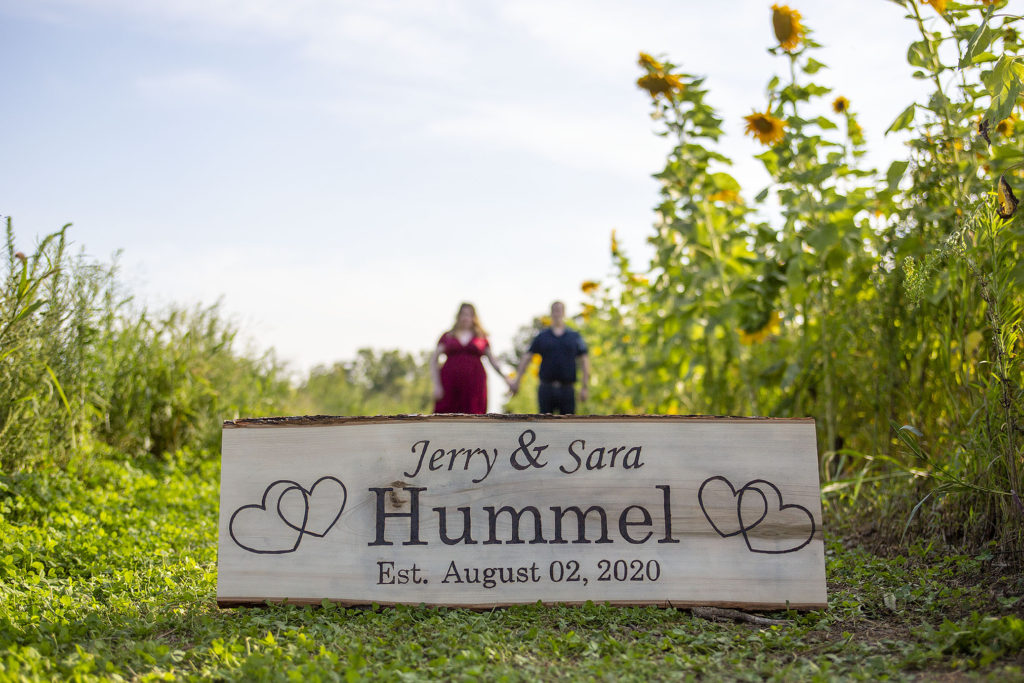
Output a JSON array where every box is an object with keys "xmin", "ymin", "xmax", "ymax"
[
  {"xmin": 229, "ymin": 476, "xmax": 347, "ymax": 554},
  {"xmin": 697, "ymin": 475, "xmax": 815, "ymax": 554}
]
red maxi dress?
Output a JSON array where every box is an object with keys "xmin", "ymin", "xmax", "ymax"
[{"xmin": 434, "ymin": 332, "xmax": 488, "ymax": 414}]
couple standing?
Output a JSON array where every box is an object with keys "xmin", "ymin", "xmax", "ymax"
[{"xmin": 430, "ymin": 301, "xmax": 590, "ymax": 415}]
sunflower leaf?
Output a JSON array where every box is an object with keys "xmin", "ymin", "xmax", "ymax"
[
  {"xmin": 959, "ymin": 23, "xmax": 995, "ymax": 69},
  {"xmin": 805, "ymin": 222, "xmax": 840, "ymax": 253},
  {"xmin": 815, "ymin": 116, "xmax": 838, "ymax": 130},
  {"xmin": 886, "ymin": 104, "xmax": 916, "ymax": 134},
  {"xmin": 982, "ymin": 56, "xmax": 1024, "ymax": 125},
  {"xmin": 927, "ymin": 91, "xmax": 950, "ymax": 114},
  {"xmin": 803, "ymin": 58, "xmax": 827, "ymax": 75},
  {"xmin": 887, "ymin": 161, "xmax": 909, "ymax": 192},
  {"xmin": 907, "ymin": 40, "xmax": 933, "ymax": 71},
  {"xmin": 968, "ymin": 52, "xmax": 998, "ymax": 66}
]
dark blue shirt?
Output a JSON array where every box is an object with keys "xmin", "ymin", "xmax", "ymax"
[{"xmin": 528, "ymin": 328, "xmax": 588, "ymax": 383}]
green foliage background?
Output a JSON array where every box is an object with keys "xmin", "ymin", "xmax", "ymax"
[
  {"xmin": 579, "ymin": 0, "xmax": 1023, "ymax": 553},
  {"xmin": 290, "ymin": 349, "xmax": 433, "ymax": 417}
]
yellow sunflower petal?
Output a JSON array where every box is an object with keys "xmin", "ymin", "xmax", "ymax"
[
  {"xmin": 744, "ymin": 111, "xmax": 787, "ymax": 146},
  {"xmin": 636, "ymin": 72, "xmax": 684, "ymax": 99},
  {"xmin": 637, "ymin": 52, "xmax": 661, "ymax": 70},
  {"xmin": 771, "ymin": 5, "xmax": 804, "ymax": 52},
  {"xmin": 708, "ymin": 189, "xmax": 741, "ymax": 203}
]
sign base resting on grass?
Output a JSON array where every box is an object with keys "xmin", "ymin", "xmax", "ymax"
[{"xmin": 217, "ymin": 415, "xmax": 826, "ymax": 609}]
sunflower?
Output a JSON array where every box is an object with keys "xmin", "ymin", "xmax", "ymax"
[
  {"xmin": 637, "ymin": 52, "xmax": 662, "ymax": 70},
  {"xmin": 637, "ymin": 72, "xmax": 684, "ymax": 99},
  {"xmin": 997, "ymin": 175, "xmax": 1018, "ymax": 219},
  {"xmin": 580, "ymin": 280, "xmax": 599, "ymax": 295},
  {"xmin": 771, "ymin": 5, "xmax": 804, "ymax": 52},
  {"xmin": 996, "ymin": 115, "xmax": 1017, "ymax": 137},
  {"xmin": 921, "ymin": 0, "xmax": 946, "ymax": 13},
  {"xmin": 708, "ymin": 189, "xmax": 741, "ymax": 203},
  {"xmin": 744, "ymin": 110, "xmax": 787, "ymax": 145},
  {"xmin": 832, "ymin": 96, "xmax": 849, "ymax": 114},
  {"xmin": 739, "ymin": 312, "xmax": 782, "ymax": 346}
]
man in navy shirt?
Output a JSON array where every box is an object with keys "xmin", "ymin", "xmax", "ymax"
[{"xmin": 510, "ymin": 301, "xmax": 591, "ymax": 414}]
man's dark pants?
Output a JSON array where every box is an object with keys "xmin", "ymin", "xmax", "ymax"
[{"xmin": 538, "ymin": 382, "xmax": 575, "ymax": 414}]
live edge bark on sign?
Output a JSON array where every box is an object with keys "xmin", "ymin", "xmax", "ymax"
[{"xmin": 217, "ymin": 415, "xmax": 826, "ymax": 610}]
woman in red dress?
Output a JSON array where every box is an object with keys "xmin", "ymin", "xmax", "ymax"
[{"xmin": 430, "ymin": 303, "xmax": 510, "ymax": 414}]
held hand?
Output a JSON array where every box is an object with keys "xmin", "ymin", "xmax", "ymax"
[
  {"xmin": 509, "ymin": 378, "xmax": 520, "ymax": 396},
  {"xmin": 580, "ymin": 385, "xmax": 589, "ymax": 402}
]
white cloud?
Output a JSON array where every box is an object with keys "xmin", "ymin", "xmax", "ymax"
[
  {"xmin": 45, "ymin": 0, "xmax": 478, "ymax": 80},
  {"xmin": 296, "ymin": 5, "xmax": 471, "ymax": 77},
  {"xmin": 425, "ymin": 99, "xmax": 667, "ymax": 177},
  {"xmin": 499, "ymin": 0, "xmax": 764, "ymax": 80}
]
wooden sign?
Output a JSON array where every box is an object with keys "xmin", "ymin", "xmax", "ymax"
[{"xmin": 217, "ymin": 415, "xmax": 826, "ymax": 609}]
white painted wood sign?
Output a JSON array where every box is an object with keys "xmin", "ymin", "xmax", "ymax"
[{"xmin": 217, "ymin": 415, "xmax": 826, "ymax": 609}]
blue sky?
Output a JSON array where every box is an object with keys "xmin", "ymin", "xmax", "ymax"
[{"xmin": 2, "ymin": 1, "xmax": 932, "ymax": 399}]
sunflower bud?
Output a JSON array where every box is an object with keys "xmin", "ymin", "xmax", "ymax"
[
  {"xmin": 771, "ymin": 5, "xmax": 804, "ymax": 52},
  {"xmin": 996, "ymin": 115, "xmax": 1017, "ymax": 138},
  {"xmin": 997, "ymin": 175, "xmax": 1018, "ymax": 219},
  {"xmin": 636, "ymin": 72, "xmax": 684, "ymax": 99},
  {"xmin": 637, "ymin": 52, "xmax": 662, "ymax": 71}
]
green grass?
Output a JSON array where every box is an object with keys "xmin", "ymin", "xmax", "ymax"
[{"xmin": 1, "ymin": 452, "xmax": 1022, "ymax": 681}]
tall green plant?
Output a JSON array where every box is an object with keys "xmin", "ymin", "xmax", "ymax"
[
  {"xmin": 583, "ymin": 54, "xmax": 767, "ymax": 416},
  {"xmin": 0, "ymin": 220, "xmax": 292, "ymax": 470},
  {"xmin": 744, "ymin": 7, "xmax": 882, "ymax": 473},
  {"xmin": 581, "ymin": 2, "xmax": 1022, "ymax": 553},
  {"xmin": 583, "ymin": 15, "xmax": 881, "ymax": 447},
  {"xmin": 0, "ymin": 219, "xmax": 119, "ymax": 471},
  {"xmin": 91, "ymin": 303, "xmax": 291, "ymax": 456},
  {"xmin": 881, "ymin": 0, "xmax": 1024, "ymax": 548}
]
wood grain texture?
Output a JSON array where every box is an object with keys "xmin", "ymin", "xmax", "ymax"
[{"xmin": 217, "ymin": 415, "xmax": 826, "ymax": 609}]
